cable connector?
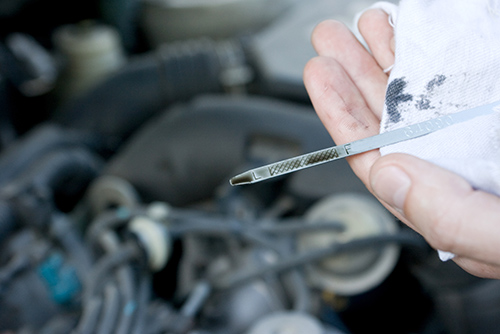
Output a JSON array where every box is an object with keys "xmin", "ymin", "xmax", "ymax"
[{"xmin": 128, "ymin": 215, "xmax": 171, "ymax": 272}]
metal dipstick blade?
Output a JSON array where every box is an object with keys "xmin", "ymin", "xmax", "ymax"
[
  {"xmin": 229, "ymin": 100, "xmax": 500, "ymax": 186},
  {"xmin": 229, "ymin": 171, "xmax": 255, "ymax": 186},
  {"xmin": 230, "ymin": 145, "xmax": 348, "ymax": 186}
]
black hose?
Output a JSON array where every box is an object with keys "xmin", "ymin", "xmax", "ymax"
[
  {"xmin": 242, "ymin": 230, "xmax": 284, "ymax": 254},
  {"xmin": 255, "ymin": 219, "xmax": 346, "ymax": 234},
  {"xmin": 0, "ymin": 124, "xmax": 95, "ymax": 187},
  {"xmin": 213, "ymin": 231, "xmax": 427, "ymax": 290},
  {"xmin": 0, "ymin": 253, "xmax": 29, "ymax": 294},
  {"xmin": 168, "ymin": 217, "xmax": 345, "ymax": 238},
  {"xmin": 3, "ymin": 147, "xmax": 100, "ymax": 200},
  {"xmin": 0, "ymin": 201, "xmax": 17, "ymax": 243},
  {"xmin": 1, "ymin": 147, "xmax": 102, "ymax": 229},
  {"xmin": 27, "ymin": 149, "xmax": 101, "ymax": 195},
  {"xmin": 54, "ymin": 39, "xmax": 242, "ymax": 141}
]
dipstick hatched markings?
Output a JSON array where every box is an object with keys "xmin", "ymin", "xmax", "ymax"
[{"xmin": 269, "ymin": 148, "xmax": 339, "ymax": 176}]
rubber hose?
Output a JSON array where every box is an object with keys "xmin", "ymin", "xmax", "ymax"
[
  {"xmin": 5, "ymin": 148, "xmax": 102, "ymax": 204},
  {"xmin": 0, "ymin": 201, "xmax": 17, "ymax": 243},
  {"xmin": 0, "ymin": 124, "xmax": 92, "ymax": 187},
  {"xmin": 54, "ymin": 39, "xmax": 234, "ymax": 141}
]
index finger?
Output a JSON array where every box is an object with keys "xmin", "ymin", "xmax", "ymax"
[
  {"xmin": 304, "ymin": 56, "xmax": 381, "ymax": 186},
  {"xmin": 311, "ymin": 20, "xmax": 388, "ymax": 118}
]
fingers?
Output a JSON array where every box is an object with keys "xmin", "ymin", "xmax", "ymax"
[
  {"xmin": 357, "ymin": 9, "xmax": 395, "ymax": 73},
  {"xmin": 370, "ymin": 153, "xmax": 500, "ymax": 272},
  {"xmin": 307, "ymin": 12, "xmax": 500, "ymax": 280},
  {"xmin": 311, "ymin": 19, "xmax": 388, "ymax": 118},
  {"xmin": 303, "ymin": 56, "xmax": 381, "ymax": 184},
  {"xmin": 453, "ymin": 257, "xmax": 500, "ymax": 279}
]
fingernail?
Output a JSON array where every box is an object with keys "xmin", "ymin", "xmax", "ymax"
[{"xmin": 371, "ymin": 166, "xmax": 411, "ymax": 212}]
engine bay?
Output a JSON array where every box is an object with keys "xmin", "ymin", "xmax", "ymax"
[{"xmin": 1, "ymin": 0, "xmax": 500, "ymax": 333}]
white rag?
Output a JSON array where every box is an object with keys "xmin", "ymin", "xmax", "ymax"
[{"xmin": 355, "ymin": 0, "xmax": 500, "ymax": 261}]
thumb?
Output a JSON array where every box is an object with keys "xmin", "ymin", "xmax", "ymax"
[{"xmin": 369, "ymin": 153, "xmax": 500, "ymax": 267}]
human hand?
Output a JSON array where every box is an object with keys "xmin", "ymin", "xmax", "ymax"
[{"xmin": 303, "ymin": 9, "xmax": 500, "ymax": 278}]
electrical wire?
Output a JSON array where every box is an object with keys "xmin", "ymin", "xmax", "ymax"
[
  {"xmin": 180, "ymin": 280, "xmax": 212, "ymax": 318},
  {"xmin": 50, "ymin": 213, "xmax": 93, "ymax": 280},
  {"xmin": 88, "ymin": 230, "xmax": 139, "ymax": 334},
  {"xmin": 73, "ymin": 296, "xmax": 103, "ymax": 334},
  {"xmin": 96, "ymin": 283, "xmax": 121, "ymax": 334},
  {"xmin": 86, "ymin": 209, "xmax": 137, "ymax": 249},
  {"xmin": 83, "ymin": 242, "xmax": 139, "ymax": 304},
  {"xmin": 288, "ymin": 269, "xmax": 312, "ymax": 313},
  {"xmin": 88, "ymin": 213, "xmax": 153, "ymax": 334},
  {"xmin": 114, "ymin": 264, "xmax": 136, "ymax": 334},
  {"xmin": 130, "ymin": 272, "xmax": 151, "ymax": 334},
  {"xmin": 0, "ymin": 253, "xmax": 29, "ymax": 294},
  {"xmin": 168, "ymin": 210, "xmax": 320, "ymax": 314}
]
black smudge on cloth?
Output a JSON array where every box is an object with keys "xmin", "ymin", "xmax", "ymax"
[
  {"xmin": 416, "ymin": 74, "xmax": 447, "ymax": 110},
  {"xmin": 426, "ymin": 74, "xmax": 446, "ymax": 91},
  {"xmin": 385, "ymin": 77, "xmax": 413, "ymax": 123}
]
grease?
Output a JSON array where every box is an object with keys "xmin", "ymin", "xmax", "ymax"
[
  {"xmin": 416, "ymin": 75, "xmax": 447, "ymax": 110},
  {"xmin": 230, "ymin": 172, "xmax": 253, "ymax": 185},
  {"xmin": 385, "ymin": 77, "xmax": 413, "ymax": 123}
]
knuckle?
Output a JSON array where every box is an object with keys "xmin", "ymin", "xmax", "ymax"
[
  {"xmin": 424, "ymin": 200, "xmax": 462, "ymax": 252},
  {"xmin": 312, "ymin": 20, "xmax": 347, "ymax": 45}
]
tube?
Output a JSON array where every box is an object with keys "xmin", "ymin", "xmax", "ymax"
[
  {"xmin": 213, "ymin": 232, "xmax": 427, "ymax": 290},
  {"xmin": 0, "ymin": 124, "xmax": 94, "ymax": 187},
  {"xmin": 54, "ymin": 39, "xmax": 246, "ymax": 141},
  {"xmin": 96, "ymin": 283, "xmax": 121, "ymax": 334},
  {"xmin": 0, "ymin": 201, "xmax": 17, "ymax": 244}
]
